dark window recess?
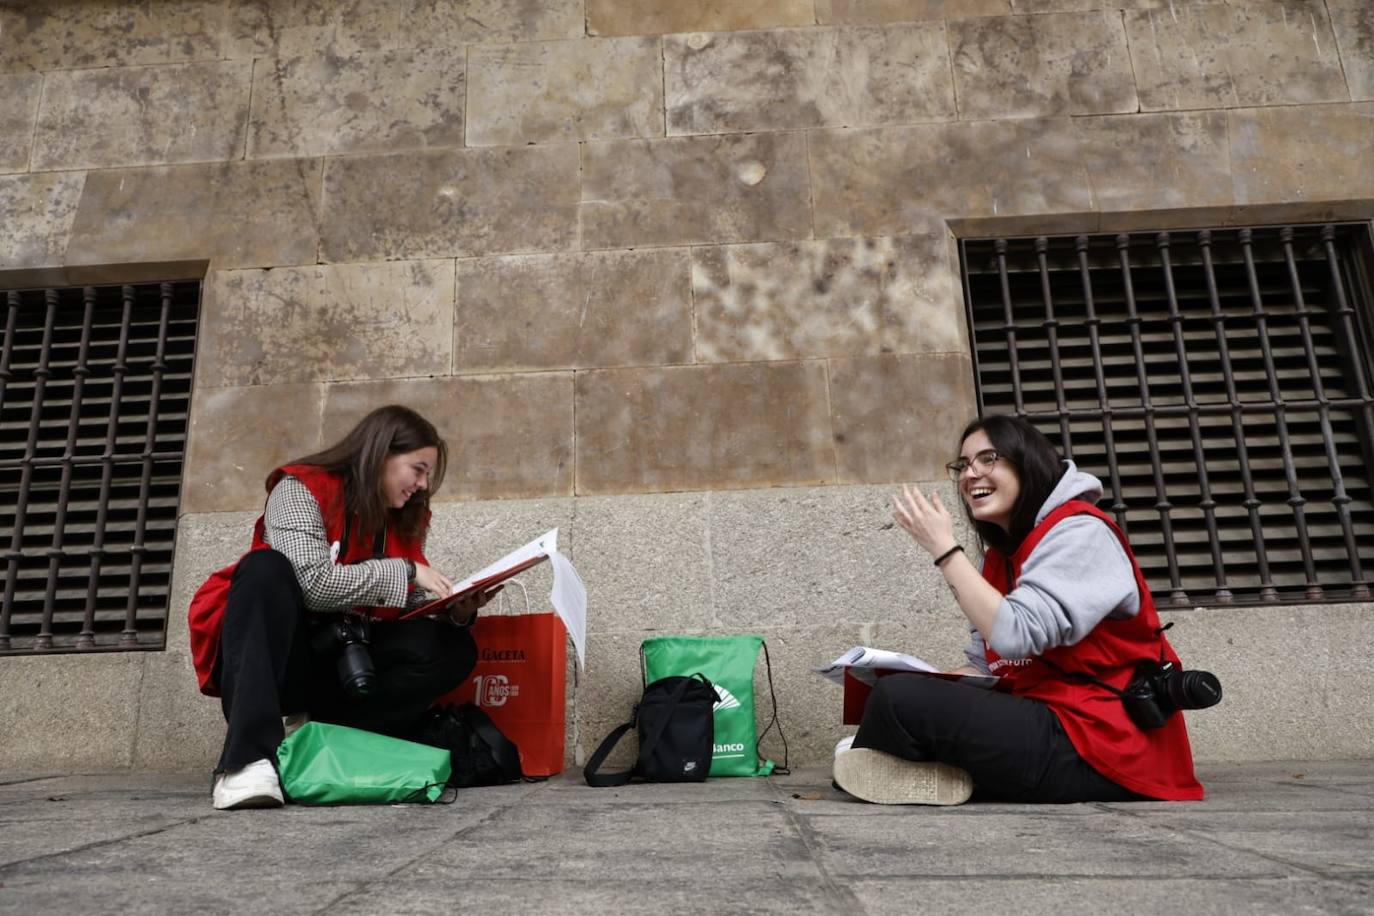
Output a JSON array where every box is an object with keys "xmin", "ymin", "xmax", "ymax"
[
  {"xmin": 1, "ymin": 281, "xmax": 199, "ymax": 654},
  {"xmin": 961, "ymin": 224, "xmax": 1374, "ymax": 606}
]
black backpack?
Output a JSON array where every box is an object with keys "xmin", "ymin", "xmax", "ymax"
[
  {"xmin": 415, "ymin": 703, "xmax": 524, "ymax": 788},
  {"xmin": 584, "ymin": 674, "xmax": 716, "ymax": 786}
]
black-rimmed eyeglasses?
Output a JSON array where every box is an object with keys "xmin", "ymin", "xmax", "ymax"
[{"xmin": 946, "ymin": 449, "xmax": 1000, "ymax": 482}]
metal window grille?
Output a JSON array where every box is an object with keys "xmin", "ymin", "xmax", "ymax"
[
  {"xmin": 961, "ymin": 224, "xmax": 1374, "ymax": 606},
  {"xmin": 0, "ymin": 280, "xmax": 199, "ymax": 654}
]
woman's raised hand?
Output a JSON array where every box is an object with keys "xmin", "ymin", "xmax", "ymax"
[
  {"xmin": 413, "ymin": 562, "xmax": 454, "ymax": 597},
  {"xmin": 891, "ymin": 484, "xmax": 959, "ymax": 558}
]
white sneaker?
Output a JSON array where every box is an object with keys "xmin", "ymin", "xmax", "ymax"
[
  {"xmin": 833, "ymin": 748, "xmax": 973, "ymax": 806},
  {"xmin": 212, "ymin": 758, "xmax": 284, "ymax": 810},
  {"xmin": 283, "ymin": 713, "xmax": 309, "ymax": 738},
  {"xmin": 834, "ymin": 735, "xmax": 856, "ymax": 759}
]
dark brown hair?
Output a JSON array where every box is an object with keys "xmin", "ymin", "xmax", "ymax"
[
  {"xmin": 282, "ymin": 405, "xmax": 447, "ymax": 542},
  {"xmin": 957, "ymin": 414, "xmax": 1065, "ymax": 555}
]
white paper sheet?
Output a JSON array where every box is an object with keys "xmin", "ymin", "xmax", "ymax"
[
  {"xmin": 812, "ymin": 646, "xmax": 939, "ymax": 685},
  {"xmin": 812, "ymin": 645, "xmax": 999, "ymax": 690},
  {"xmin": 450, "ymin": 528, "xmax": 559, "ymax": 595},
  {"xmin": 450, "ymin": 527, "xmax": 586, "ymax": 670},
  {"xmin": 549, "ymin": 550, "xmax": 586, "ymax": 670}
]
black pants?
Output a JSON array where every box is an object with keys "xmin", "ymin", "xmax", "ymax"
[
  {"xmin": 214, "ymin": 549, "xmax": 477, "ymax": 772},
  {"xmin": 853, "ymin": 674, "xmax": 1141, "ymax": 803}
]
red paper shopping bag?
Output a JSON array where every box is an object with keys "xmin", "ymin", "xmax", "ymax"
[{"xmin": 439, "ymin": 612, "xmax": 568, "ymax": 776}]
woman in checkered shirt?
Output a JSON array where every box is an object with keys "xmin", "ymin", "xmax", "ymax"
[{"xmin": 196, "ymin": 405, "xmax": 495, "ymax": 810}]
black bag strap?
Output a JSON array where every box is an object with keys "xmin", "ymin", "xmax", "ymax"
[
  {"xmin": 754, "ymin": 641, "xmax": 789, "ymax": 775},
  {"xmin": 583, "ymin": 719, "xmax": 637, "ymax": 788}
]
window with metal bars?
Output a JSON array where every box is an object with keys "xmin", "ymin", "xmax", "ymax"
[
  {"xmin": 0, "ymin": 280, "xmax": 199, "ymax": 654},
  {"xmin": 961, "ymin": 223, "xmax": 1374, "ymax": 606}
]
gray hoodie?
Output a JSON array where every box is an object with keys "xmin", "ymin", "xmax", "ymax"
[{"xmin": 963, "ymin": 460, "xmax": 1140, "ymax": 673}]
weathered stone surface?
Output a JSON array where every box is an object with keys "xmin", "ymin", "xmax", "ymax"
[
  {"xmin": 708, "ymin": 482, "xmax": 964, "ymax": 630},
  {"xmin": 581, "ymin": 133, "xmax": 812, "ymax": 249},
  {"xmin": 691, "ymin": 235, "xmax": 962, "ymax": 363},
  {"xmin": 817, "ymin": 0, "xmax": 1008, "ymax": 24},
  {"xmin": 247, "ymin": 48, "xmax": 465, "ymax": 159},
  {"xmin": 226, "ymin": 0, "xmax": 583, "ymax": 59},
  {"xmin": 810, "ymin": 119, "xmax": 1092, "ymax": 238},
  {"xmin": 66, "ymin": 159, "xmax": 322, "ymax": 270},
  {"xmin": 1164, "ymin": 603, "xmax": 1374, "ymax": 762},
  {"xmin": 568, "ymin": 492, "xmax": 715, "ymax": 632},
  {"xmin": 32, "ymin": 62, "xmax": 252, "ymax": 171},
  {"xmin": 828, "ymin": 352, "xmax": 975, "ymax": 484},
  {"xmin": 322, "ymin": 375, "xmax": 575, "ymax": 501},
  {"xmin": 1125, "ymin": 1, "xmax": 1348, "ymax": 111},
  {"xmin": 182, "ymin": 383, "xmax": 326, "ymax": 513},
  {"xmin": 335, "ymin": 0, "xmax": 584, "ymax": 50},
  {"xmin": 1077, "ymin": 111, "xmax": 1233, "ymax": 226},
  {"xmin": 0, "ymin": 171, "xmax": 85, "ymax": 271},
  {"xmin": 575, "ymin": 363, "xmax": 835, "ymax": 495},
  {"xmin": 0, "ymin": 654, "xmax": 145, "ymax": 771},
  {"xmin": 1013, "ymin": 0, "xmax": 1219, "ymax": 9},
  {"xmin": 586, "ymin": 0, "xmax": 815, "ymax": 36},
  {"xmin": 199, "ymin": 260, "xmax": 455, "ymax": 387},
  {"xmin": 1329, "ymin": 0, "xmax": 1374, "ymax": 101},
  {"xmin": 0, "ymin": 73, "xmax": 41, "ymax": 172},
  {"xmin": 1230, "ymin": 103, "xmax": 1374, "ymax": 205},
  {"xmin": 320, "ymin": 146, "xmax": 579, "ymax": 262},
  {"xmin": 666, "ymin": 25, "xmax": 954, "ymax": 135},
  {"xmin": 0, "ymin": 0, "xmax": 229, "ymax": 72},
  {"xmin": 454, "ymin": 249, "xmax": 692, "ymax": 372},
  {"xmin": 466, "ymin": 38, "xmax": 662, "ymax": 147},
  {"xmin": 815, "ymin": 810, "xmax": 1303, "ymax": 878},
  {"xmin": 950, "ymin": 11, "xmax": 1138, "ymax": 119}
]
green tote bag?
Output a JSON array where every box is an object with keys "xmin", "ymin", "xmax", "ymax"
[
  {"xmin": 276, "ymin": 721, "xmax": 452, "ymax": 805},
  {"xmin": 640, "ymin": 635, "xmax": 786, "ymax": 777}
]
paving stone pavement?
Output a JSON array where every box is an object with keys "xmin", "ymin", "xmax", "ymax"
[{"xmin": 0, "ymin": 761, "xmax": 1371, "ymax": 915}]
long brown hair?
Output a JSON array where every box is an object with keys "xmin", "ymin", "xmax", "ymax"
[{"xmin": 281, "ymin": 405, "xmax": 448, "ymax": 542}]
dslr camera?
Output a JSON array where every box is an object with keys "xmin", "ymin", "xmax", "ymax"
[
  {"xmin": 1121, "ymin": 660, "xmax": 1222, "ymax": 730},
  {"xmin": 334, "ymin": 613, "xmax": 375, "ymax": 698}
]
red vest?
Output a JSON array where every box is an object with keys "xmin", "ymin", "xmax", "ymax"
[
  {"xmin": 187, "ymin": 465, "xmax": 428, "ymax": 696},
  {"xmin": 982, "ymin": 501, "xmax": 1204, "ymax": 801}
]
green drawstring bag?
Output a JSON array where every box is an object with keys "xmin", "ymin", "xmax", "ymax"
[
  {"xmin": 276, "ymin": 721, "xmax": 451, "ymax": 805},
  {"xmin": 640, "ymin": 635, "xmax": 787, "ymax": 777}
]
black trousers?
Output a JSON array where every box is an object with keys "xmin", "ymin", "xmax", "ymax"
[
  {"xmin": 853, "ymin": 674, "xmax": 1141, "ymax": 803},
  {"xmin": 214, "ymin": 549, "xmax": 477, "ymax": 772}
]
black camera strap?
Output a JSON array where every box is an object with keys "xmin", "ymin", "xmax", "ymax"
[
  {"xmin": 1035, "ymin": 655, "xmax": 1126, "ymax": 698},
  {"xmin": 1036, "ymin": 622, "xmax": 1175, "ymax": 696},
  {"xmin": 335, "ymin": 515, "xmax": 387, "ymax": 562}
]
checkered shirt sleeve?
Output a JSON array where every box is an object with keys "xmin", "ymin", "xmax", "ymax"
[{"xmin": 262, "ymin": 475, "xmax": 413, "ymax": 614}]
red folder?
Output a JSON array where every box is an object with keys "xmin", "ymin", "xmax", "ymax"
[{"xmin": 399, "ymin": 555, "xmax": 546, "ymax": 621}]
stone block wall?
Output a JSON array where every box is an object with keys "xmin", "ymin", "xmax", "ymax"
[{"xmin": 1, "ymin": 0, "xmax": 1373, "ymax": 772}]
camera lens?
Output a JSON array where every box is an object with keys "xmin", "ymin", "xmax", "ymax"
[
  {"xmin": 1164, "ymin": 669, "xmax": 1222, "ymax": 711},
  {"xmin": 337, "ymin": 642, "xmax": 375, "ymax": 697}
]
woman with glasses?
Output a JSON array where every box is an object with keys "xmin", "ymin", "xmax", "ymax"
[{"xmin": 833, "ymin": 414, "xmax": 1204, "ymax": 805}]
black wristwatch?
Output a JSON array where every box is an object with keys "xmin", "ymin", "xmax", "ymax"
[{"xmin": 404, "ymin": 558, "xmax": 417, "ymax": 582}]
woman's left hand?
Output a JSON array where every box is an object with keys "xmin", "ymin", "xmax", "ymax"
[
  {"xmin": 891, "ymin": 484, "xmax": 959, "ymax": 559},
  {"xmin": 447, "ymin": 584, "xmax": 503, "ymax": 626}
]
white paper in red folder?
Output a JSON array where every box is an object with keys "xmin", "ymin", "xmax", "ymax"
[{"xmin": 403, "ymin": 528, "xmax": 586, "ymax": 668}]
